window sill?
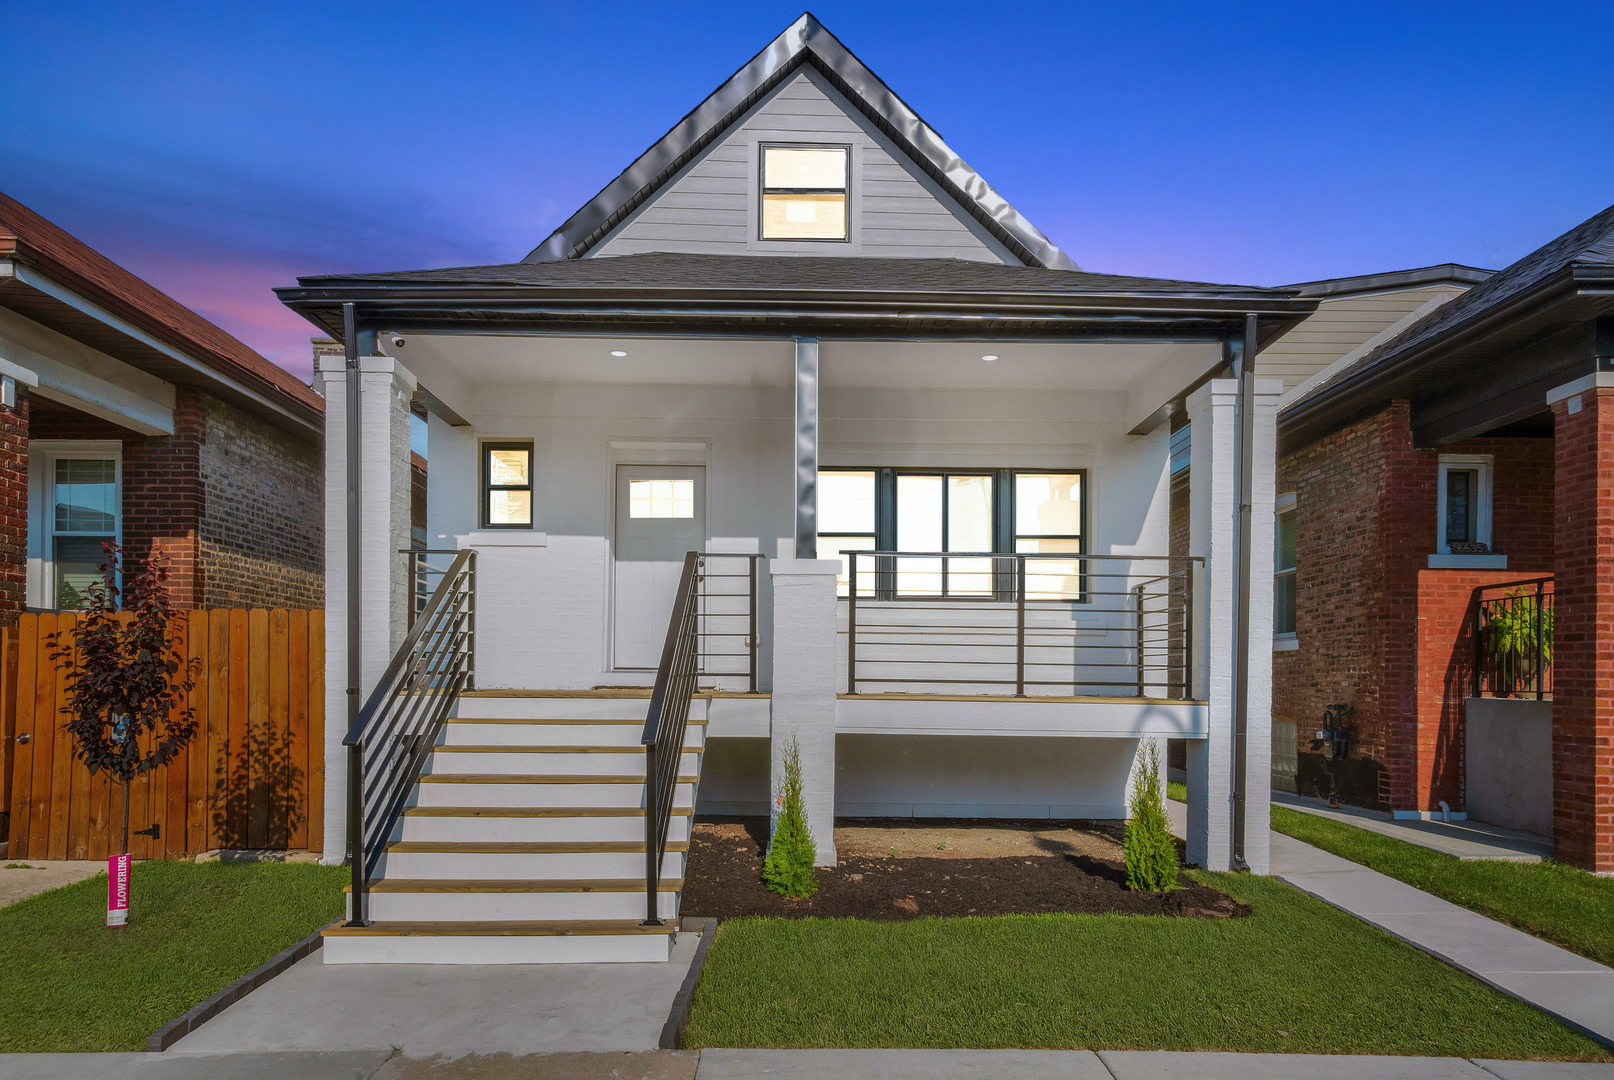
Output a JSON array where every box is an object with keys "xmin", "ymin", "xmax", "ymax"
[
  {"xmin": 456, "ymin": 530, "xmax": 548, "ymax": 548},
  {"xmin": 1428, "ymin": 553, "xmax": 1507, "ymax": 569},
  {"xmin": 1273, "ymin": 634, "xmax": 1299, "ymax": 653}
]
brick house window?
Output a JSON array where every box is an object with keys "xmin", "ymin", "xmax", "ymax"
[
  {"xmin": 1437, "ymin": 455, "xmax": 1493, "ymax": 555},
  {"xmin": 1274, "ymin": 492, "xmax": 1298, "ymax": 649},
  {"xmin": 29, "ymin": 441, "xmax": 121, "ymax": 610}
]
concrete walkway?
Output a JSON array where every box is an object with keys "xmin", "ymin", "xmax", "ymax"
[
  {"xmin": 0, "ymin": 859, "xmax": 104, "ymax": 907},
  {"xmin": 1274, "ymin": 791, "xmax": 1553, "ymax": 861},
  {"xmin": 166, "ymin": 929, "xmax": 705, "ymax": 1056},
  {"xmin": 1160, "ymin": 799, "xmax": 1614, "ymax": 1047}
]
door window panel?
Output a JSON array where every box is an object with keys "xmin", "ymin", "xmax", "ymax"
[{"xmin": 628, "ymin": 479, "xmax": 694, "ymax": 519}]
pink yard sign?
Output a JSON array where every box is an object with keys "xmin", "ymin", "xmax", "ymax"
[{"xmin": 107, "ymin": 853, "xmax": 130, "ymax": 927}]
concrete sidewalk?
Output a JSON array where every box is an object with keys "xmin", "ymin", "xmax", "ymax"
[
  {"xmin": 5, "ymin": 1048, "xmax": 1611, "ymax": 1079},
  {"xmin": 1274, "ymin": 790, "xmax": 1552, "ymax": 861}
]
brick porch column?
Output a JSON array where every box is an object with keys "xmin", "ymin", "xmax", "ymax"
[
  {"xmin": 316, "ymin": 350, "xmax": 417, "ymax": 864},
  {"xmin": 1549, "ymin": 374, "xmax": 1614, "ymax": 872},
  {"xmin": 769, "ymin": 558, "xmax": 839, "ymax": 866}
]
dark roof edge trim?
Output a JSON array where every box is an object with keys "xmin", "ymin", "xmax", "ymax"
[
  {"xmin": 1285, "ymin": 263, "xmax": 1495, "ymax": 298},
  {"xmin": 521, "ymin": 13, "xmax": 1078, "ymax": 272}
]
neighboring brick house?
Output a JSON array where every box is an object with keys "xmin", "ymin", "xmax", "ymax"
[
  {"xmin": 0, "ymin": 191, "xmax": 324, "ymax": 616},
  {"xmin": 1276, "ymin": 202, "xmax": 1614, "ymax": 872}
]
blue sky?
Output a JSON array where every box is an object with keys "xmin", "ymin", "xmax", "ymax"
[{"xmin": 3, "ymin": 2, "xmax": 1612, "ymax": 380}]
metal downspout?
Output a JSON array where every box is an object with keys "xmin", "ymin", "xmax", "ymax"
[
  {"xmin": 1230, "ymin": 313, "xmax": 1258, "ymax": 870},
  {"xmin": 343, "ymin": 304, "xmax": 363, "ymax": 911}
]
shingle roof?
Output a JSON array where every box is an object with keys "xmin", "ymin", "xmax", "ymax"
[
  {"xmin": 299, "ymin": 252, "xmax": 1295, "ymax": 301},
  {"xmin": 1310, "ymin": 203, "xmax": 1614, "ymax": 391},
  {"xmin": 0, "ymin": 190, "xmax": 323, "ymax": 419}
]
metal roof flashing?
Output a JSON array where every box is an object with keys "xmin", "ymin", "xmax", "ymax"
[{"xmin": 521, "ymin": 13, "xmax": 1078, "ymax": 272}]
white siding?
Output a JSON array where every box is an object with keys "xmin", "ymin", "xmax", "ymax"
[
  {"xmin": 592, "ymin": 68, "xmax": 1017, "ymax": 263},
  {"xmin": 1261, "ymin": 285, "xmax": 1469, "ymax": 394}
]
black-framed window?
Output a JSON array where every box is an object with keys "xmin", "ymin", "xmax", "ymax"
[
  {"xmin": 819, "ymin": 468, "xmax": 1086, "ymax": 599},
  {"xmin": 1274, "ymin": 496, "xmax": 1298, "ymax": 638},
  {"xmin": 760, "ymin": 144, "xmax": 850, "ymax": 241},
  {"xmin": 481, "ymin": 441, "xmax": 533, "ymax": 528}
]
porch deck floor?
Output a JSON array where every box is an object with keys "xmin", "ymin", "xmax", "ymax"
[
  {"xmin": 1273, "ymin": 791, "xmax": 1551, "ymax": 862},
  {"xmin": 838, "ymin": 692, "xmax": 1205, "ymax": 705}
]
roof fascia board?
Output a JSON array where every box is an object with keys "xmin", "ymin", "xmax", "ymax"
[
  {"xmin": 522, "ymin": 14, "xmax": 1077, "ymax": 271},
  {"xmin": 1287, "ymin": 263, "xmax": 1494, "ymax": 298},
  {"xmin": 1279, "ymin": 269, "xmax": 1584, "ymax": 442},
  {"xmin": 6, "ymin": 260, "xmax": 320, "ymax": 436}
]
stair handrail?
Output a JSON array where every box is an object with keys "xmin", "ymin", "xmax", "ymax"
[
  {"xmin": 343, "ymin": 548, "xmax": 477, "ymax": 926},
  {"xmin": 641, "ymin": 550, "xmax": 703, "ymax": 926}
]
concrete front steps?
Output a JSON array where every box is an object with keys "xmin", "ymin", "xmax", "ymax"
[{"xmin": 323, "ymin": 692, "xmax": 705, "ymax": 965}]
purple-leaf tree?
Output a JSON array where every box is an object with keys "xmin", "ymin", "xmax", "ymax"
[{"xmin": 49, "ymin": 543, "xmax": 198, "ymax": 857}]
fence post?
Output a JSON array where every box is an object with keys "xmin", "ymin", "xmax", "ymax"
[{"xmin": 346, "ymin": 743, "xmax": 367, "ymax": 926}]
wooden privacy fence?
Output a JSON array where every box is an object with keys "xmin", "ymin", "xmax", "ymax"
[{"xmin": 2, "ymin": 609, "xmax": 325, "ymax": 861}]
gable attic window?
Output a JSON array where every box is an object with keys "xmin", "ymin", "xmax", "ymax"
[{"xmin": 760, "ymin": 145, "xmax": 849, "ymax": 241}]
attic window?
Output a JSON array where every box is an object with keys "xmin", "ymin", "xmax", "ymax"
[{"xmin": 761, "ymin": 145, "xmax": 849, "ymax": 241}]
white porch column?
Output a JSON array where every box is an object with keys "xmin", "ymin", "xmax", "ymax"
[
  {"xmin": 316, "ymin": 351, "xmax": 417, "ymax": 864},
  {"xmin": 1185, "ymin": 377, "xmax": 1280, "ymax": 872},
  {"xmin": 770, "ymin": 558, "xmax": 840, "ymax": 866}
]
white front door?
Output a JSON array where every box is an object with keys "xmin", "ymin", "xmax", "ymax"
[{"xmin": 613, "ymin": 465, "xmax": 706, "ymax": 669}]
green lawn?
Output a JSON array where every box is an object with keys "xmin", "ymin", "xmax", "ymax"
[
  {"xmin": 683, "ymin": 871, "xmax": 1607, "ymax": 1058},
  {"xmin": 1271, "ymin": 805, "xmax": 1614, "ymax": 967},
  {"xmin": 0, "ymin": 860, "xmax": 347, "ymax": 1052}
]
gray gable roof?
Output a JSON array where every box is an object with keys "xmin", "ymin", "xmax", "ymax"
[
  {"xmin": 301, "ymin": 252, "xmax": 1290, "ymax": 299},
  {"xmin": 523, "ymin": 13, "xmax": 1078, "ymax": 272}
]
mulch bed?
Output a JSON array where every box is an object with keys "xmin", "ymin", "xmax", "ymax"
[{"xmin": 680, "ymin": 818, "xmax": 1248, "ymax": 921}]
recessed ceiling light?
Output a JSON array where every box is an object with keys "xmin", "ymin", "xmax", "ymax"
[
  {"xmin": 981, "ymin": 354, "xmax": 999, "ymax": 362},
  {"xmin": 610, "ymin": 350, "xmax": 628, "ymax": 357}
]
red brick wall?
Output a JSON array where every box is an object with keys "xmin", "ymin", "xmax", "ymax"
[
  {"xmin": 28, "ymin": 389, "xmax": 321, "ymax": 610},
  {"xmin": 1551, "ymin": 386, "xmax": 1614, "ymax": 872},
  {"xmin": 31, "ymin": 393, "xmax": 204, "ymax": 604},
  {"xmin": 1275, "ymin": 401, "xmax": 1554, "ymax": 812},
  {"xmin": 0, "ymin": 387, "xmax": 28, "ymax": 625}
]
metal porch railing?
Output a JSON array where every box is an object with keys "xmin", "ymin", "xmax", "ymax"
[
  {"xmin": 843, "ymin": 551, "xmax": 1197, "ymax": 698},
  {"xmin": 641, "ymin": 551, "xmax": 703, "ymax": 925},
  {"xmin": 344, "ymin": 548, "xmax": 477, "ymax": 925},
  {"xmin": 1474, "ymin": 577, "xmax": 1553, "ymax": 700}
]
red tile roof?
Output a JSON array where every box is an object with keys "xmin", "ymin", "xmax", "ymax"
[{"xmin": 0, "ymin": 190, "xmax": 322, "ymax": 420}]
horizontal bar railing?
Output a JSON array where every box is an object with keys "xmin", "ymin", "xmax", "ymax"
[
  {"xmin": 1473, "ymin": 576, "xmax": 1553, "ymax": 700},
  {"xmin": 344, "ymin": 548, "xmax": 477, "ymax": 926},
  {"xmin": 844, "ymin": 551, "xmax": 1198, "ymax": 699},
  {"xmin": 693, "ymin": 553, "xmax": 764, "ymax": 693}
]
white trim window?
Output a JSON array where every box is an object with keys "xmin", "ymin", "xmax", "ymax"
[
  {"xmin": 28, "ymin": 441, "xmax": 122, "ymax": 610},
  {"xmin": 1437, "ymin": 455, "xmax": 1493, "ymax": 555},
  {"xmin": 1274, "ymin": 492, "xmax": 1298, "ymax": 650}
]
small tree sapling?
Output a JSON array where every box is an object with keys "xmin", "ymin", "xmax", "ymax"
[
  {"xmin": 763, "ymin": 734, "xmax": 819, "ymax": 898},
  {"xmin": 49, "ymin": 544, "xmax": 198, "ymax": 859},
  {"xmin": 1123, "ymin": 740, "xmax": 1180, "ymax": 892}
]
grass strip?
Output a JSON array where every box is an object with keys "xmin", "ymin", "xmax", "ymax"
[
  {"xmin": 0, "ymin": 860, "xmax": 346, "ymax": 1052},
  {"xmin": 1271, "ymin": 804, "xmax": 1614, "ymax": 968},
  {"xmin": 684, "ymin": 871, "xmax": 1606, "ymax": 1058}
]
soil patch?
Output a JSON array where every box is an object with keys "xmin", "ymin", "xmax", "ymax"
[{"xmin": 681, "ymin": 817, "xmax": 1247, "ymax": 921}]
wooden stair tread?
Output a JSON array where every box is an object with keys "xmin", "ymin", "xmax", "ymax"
[
  {"xmin": 434, "ymin": 745, "xmax": 700, "ymax": 754},
  {"xmin": 402, "ymin": 805, "xmax": 692, "ymax": 817},
  {"xmin": 347, "ymin": 878, "xmax": 683, "ymax": 893},
  {"xmin": 448, "ymin": 717, "xmax": 707, "ymax": 726},
  {"xmin": 418, "ymin": 774, "xmax": 698, "ymax": 784},
  {"xmin": 323, "ymin": 919, "xmax": 679, "ymax": 937},
  {"xmin": 385, "ymin": 840, "xmax": 689, "ymax": 854}
]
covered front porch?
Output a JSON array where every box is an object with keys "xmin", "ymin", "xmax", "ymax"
[{"xmin": 279, "ymin": 256, "xmax": 1311, "ymax": 886}]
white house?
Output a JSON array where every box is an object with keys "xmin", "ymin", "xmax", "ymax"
[{"xmin": 278, "ymin": 14, "xmax": 1309, "ymax": 963}]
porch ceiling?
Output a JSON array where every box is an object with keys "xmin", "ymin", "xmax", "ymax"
[{"xmin": 387, "ymin": 333, "xmax": 1221, "ymax": 428}]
